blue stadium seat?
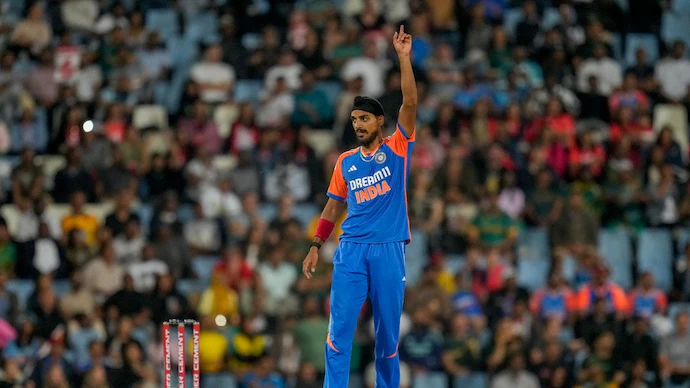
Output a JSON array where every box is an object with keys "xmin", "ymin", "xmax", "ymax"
[
  {"xmin": 146, "ymin": 8, "xmax": 180, "ymax": 40},
  {"xmin": 177, "ymin": 279, "xmax": 205, "ymax": 295},
  {"xmin": 518, "ymin": 258, "xmax": 549, "ymax": 291},
  {"xmin": 662, "ymin": 11, "xmax": 690, "ymax": 47},
  {"xmin": 6, "ymin": 280, "xmax": 34, "ymax": 312},
  {"xmin": 610, "ymin": 33, "xmax": 624, "ymax": 61},
  {"xmin": 669, "ymin": 302, "xmax": 690, "ymax": 320},
  {"xmin": 234, "ymin": 80, "xmax": 264, "ymax": 104},
  {"xmin": 446, "ymin": 254, "xmax": 466, "ymax": 275},
  {"xmin": 672, "ymin": 0, "xmax": 690, "ymax": 13},
  {"xmin": 53, "ymin": 280, "xmax": 70, "ymax": 296},
  {"xmin": 137, "ymin": 204, "xmax": 155, "ymax": 237},
  {"xmin": 405, "ymin": 229, "xmax": 428, "ymax": 286},
  {"xmin": 191, "ymin": 256, "xmax": 217, "ymax": 281},
  {"xmin": 258, "ymin": 203, "xmax": 276, "ymax": 223},
  {"xmin": 542, "ymin": 8, "xmax": 561, "ymax": 29},
  {"xmin": 199, "ymin": 373, "xmax": 236, "ymax": 388},
  {"xmin": 453, "ymin": 372, "xmax": 487, "ymax": 388},
  {"xmin": 184, "ymin": 12, "xmax": 219, "ymax": 43},
  {"xmin": 169, "ymin": 35, "xmax": 200, "ymax": 70},
  {"xmin": 293, "ymin": 203, "xmax": 319, "ymax": 227},
  {"xmin": 503, "ymin": 8, "xmax": 524, "ymax": 37},
  {"xmin": 177, "ymin": 204, "xmax": 195, "ymax": 224},
  {"xmin": 677, "ymin": 227, "xmax": 690, "ymax": 254},
  {"xmin": 598, "ymin": 228, "xmax": 633, "ymax": 289},
  {"xmin": 414, "ymin": 372, "xmax": 448, "ymax": 388},
  {"xmin": 637, "ymin": 228, "xmax": 674, "ymax": 292},
  {"xmin": 518, "ymin": 227, "xmax": 549, "ymax": 261},
  {"xmin": 6, "ymin": 0, "xmax": 24, "ymax": 19},
  {"xmin": 626, "ymin": 34, "xmax": 659, "ymax": 67},
  {"xmin": 314, "ymin": 81, "xmax": 343, "ymax": 108},
  {"xmin": 561, "ymin": 254, "xmax": 577, "ymax": 285}
]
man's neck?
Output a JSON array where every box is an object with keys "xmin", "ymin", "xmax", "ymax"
[{"xmin": 361, "ymin": 138, "xmax": 383, "ymax": 154}]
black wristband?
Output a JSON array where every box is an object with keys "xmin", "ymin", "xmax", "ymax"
[{"xmin": 310, "ymin": 241, "xmax": 322, "ymax": 250}]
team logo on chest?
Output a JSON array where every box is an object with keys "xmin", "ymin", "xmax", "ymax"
[{"xmin": 374, "ymin": 152, "xmax": 386, "ymax": 164}]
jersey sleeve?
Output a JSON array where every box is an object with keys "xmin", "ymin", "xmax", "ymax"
[
  {"xmin": 327, "ymin": 154, "xmax": 347, "ymax": 202},
  {"xmin": 387, "ymin": 121, "xmax": 415, "ymax": 157}
]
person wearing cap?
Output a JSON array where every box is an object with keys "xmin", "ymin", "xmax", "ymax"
[{"xmin": 301, "ymin": 25, "xmax": 417, "ymax": 387}]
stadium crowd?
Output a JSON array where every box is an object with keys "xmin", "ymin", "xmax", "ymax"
[{"xmin": 1, "ymin": 0, "xmax": 690, "ymax": 387}]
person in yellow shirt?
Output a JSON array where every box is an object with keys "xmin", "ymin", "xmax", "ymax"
[
  {"xmin": 189, "ymin": 315, "xmax": 229, "ymax": 373},
  {"xmin": 61, "ymin": 191, "xmax": 99, "ymax": 246},
  {"xmin": 197, "ymin": 273, "xmax": 240, "ymax": 320}
]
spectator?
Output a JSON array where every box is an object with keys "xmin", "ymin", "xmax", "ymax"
[
  {"xmin": 258, "ymin": 245, "xmax": 298, "ymax": 319},
  {"xmin": 628, "ymin": 272, "xmax": 667, "ymax": 319},
  {"xmin": 468, "ymin": 192, "xmax": 518, "ymax": 250},
  {"xmin": 399, "ymin": 306, "xmax": 444, "ymax": 378},
  {"xmin": 659, "ymin": 312, "xmax": 690, "ymax": 385},
  {"xmin": 178, "ymin": 100, "xmax": 222, "ymax": 155},
  {"xmin": 183, "ymin": 202, "xmax": 221, "ymax": 255},
  {"xmin": 490, "ymin": 351, "xmax": 540, "ymax": 388},
  {"xmin": 0, "ymin": 271, "xmax": 18, "ymax": 325},
  {"xmin": 60, "ymin": 270, "xmax": 96, "ymax": 319},
  {"xmin": 256, "ymin": 77, "xmax": 295, "ymax": 129},
  {"xmin": 82, "ymin": 242, "xmax": 124, "ymax": 299},
  {"xmin": 291, "ymin": 70, "xmax": 333, "ymax": 128},
  {"xmin": 551, "ymin": 190, "xmax": 598, "ymax": 249},
  {"xmin": 294, "ymin": 296, "xmax": 329, "ymax": 375},
  {"xmin": 341, "ymin": 39, "xmax": 386, "ymax": 98},
  {"xmin": 655, "ymin": 41, "xmax": 690, "ymax": 103},
  {"xmin": 112, "ymin": 218, "xmax": 145, "ymax": 266},
  {"xmin": 53, "ymin": 148, "xmax": 94, "ymax": 203},
  {"xmin": 577, "ymin": 43, "xmax": 623, "ymax": 96},
  {"xmin": 150, "ymin": 274, "xmax": 190, "ymax": 325},
  {"xmin": 9, "ymin": 106, "xmax": 48, "ymax": 154},
  {"xmin": 190, "ymin": 44, "xmax": 235, "ymax": 104},
  {"xmin": 0, "ymin": 222, "xmax": 16, "ymax": 275},
  {"xmin": 9, "ymin": 3, "xmax": 52, "ymax": 54},
  {"xmin": 241, "ymin": 355, "xmax": 286, "ymax": 388}
]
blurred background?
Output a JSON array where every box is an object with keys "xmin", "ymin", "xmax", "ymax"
[{"xmin": 0, "ymin": 0, "xmax": 690, "ymax": 387}]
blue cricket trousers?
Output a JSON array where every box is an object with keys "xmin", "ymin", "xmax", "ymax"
[{"xmin": 324, "ymin": 240, "xmax": 406, "ymax": 388}]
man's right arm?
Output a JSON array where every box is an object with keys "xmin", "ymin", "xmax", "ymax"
[{"xmin": 312, "ymin": 198, "xmax": 345, "ymax": 245}]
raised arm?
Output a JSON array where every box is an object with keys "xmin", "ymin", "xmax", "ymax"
[{"xmin": 393, "ymin": 25, "xmax": 417, "ymax": 138}]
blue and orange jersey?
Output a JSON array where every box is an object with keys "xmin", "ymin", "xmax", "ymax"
[
  {"xmin": 576, "ymin": 282, "xmax": 629, "ymax": 314},
  {"xmin": 327, "ymin": 122, "xmax": 415, "ymax": 243},
  {"xmin": 529, "ymin": 287, "xmax": 576, "ymax": 321},
  {"xmin": 628, "ymin": 288, "xmax": 667, "ymax": 318}
]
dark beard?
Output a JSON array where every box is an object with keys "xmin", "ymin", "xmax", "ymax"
[{"xmin": 357, "ymin": 131, "xmax": 380, "ymax": 147}]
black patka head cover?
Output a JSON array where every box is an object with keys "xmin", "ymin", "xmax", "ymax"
[{"xmin": 352, "ymin": 96, "xmax": 385, "ymax": 117}]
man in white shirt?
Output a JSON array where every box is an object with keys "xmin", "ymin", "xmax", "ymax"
[
  {"xmin": 200, "ymin": 176, "xmax": 243, "ymax": 220},
  {"xmin": 128, "ymin": 244, "xmax": 168, "ymax": 293},
  {"xmin": 258, "ymin": 246, "xmax": 298, "ymax": 316},
  {"xmin": 264, "ymin": 49, "xmax": 303, "ymax": 92},
  {"xmin": 341, "ymin": 39, "xmax": 387, "ymax": 98},
  {"xmin": 491, "ymin": 352, "xmax": 540, "ymax": 388},
  {"xmin": 655, "ymin": 40, "xmax": 690, "ymax": 103},
  {"xmin": 577, "ymin": 43, "xmax": 622, "ymax": 96},
  {"xmin": 184, "ymin": 202, "xmax": 221, "ymax": 255},
  {"xmin": 112, "ymin": 218, "xmax": 145, "ymax": 266},
  {"xmin": 83, "ymin": 242, "xmax": 124, "ymax": 300},
  {"xmin": 190, "ymin": 44, "xmax": 236, "ymax": 103}
]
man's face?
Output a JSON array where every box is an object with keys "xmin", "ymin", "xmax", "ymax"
[{"xmin": 351, "ymin": 110, "xmax": 382, "ymax": 147}]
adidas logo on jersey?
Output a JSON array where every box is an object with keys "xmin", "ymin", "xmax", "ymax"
[{"xmin": 348, "ymin": 165, "xmax": 357, "ymax": 172}]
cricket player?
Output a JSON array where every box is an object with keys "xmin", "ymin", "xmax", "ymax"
[{"xmin": 302, "ymin": 25, "xmax": 417, "ymax": 388}]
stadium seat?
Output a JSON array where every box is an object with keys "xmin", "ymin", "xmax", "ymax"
[
  {"xmin": 53, "ymin": 280, "xmax": 70, "ymax": 296},
  {"xmin": 672, "ymin": 0, "xmax": 690, "ymax": 13},
  {"xmin": 176, "ymin": 279, "xmax": 205, "ymax": 295},
  {"xmin": 561, "ymin": 254, "xmax": 577, "ymax": 285},
  {"xmin": 314, "ymin": 81, "xmax": 343, "ymax": 108},
  {"xmin": 199, "ymin": 372, "xmax": 236, "ymax": 388},
  {"xmin": 184, "ymin": 12, "xmax": 219, "ymax": 43},
  {"xmin": 177, "ymin": 204, "xmax": 195, "ymax": 224},
  {"xmin": 191, "ymin": 256, "xmax": 217, "ymax": 281},
  {"xmin": 137, "ymin": 204, "xmax": 154, "ymax": 237},
  {"xmin": 258, "ymin": 203, "xmax": 276, "ymax": 222},
  {"xmin": 6, "ymin": 279, "xmax": 34, "ymax": 311},
  {"xmin": 518, "ymin": 227, "xmax": 550, "ymax": 262},
  {"xmin": 133, "ymin": 105, "xmax": 168, "ymax": 130},
  {"xmin": 146, "ymin": 8, "xmax": 180, "ymax": 40},
  {"xmin": 677, "ymin": 228, "xmax": 690, "ymax": 254},
  {"xmin": 662, "ymin": 11, "xmax": 690, "ymax": 46},
  {"xmin": 405, "ymin": 229, "xmax": 428, "ymax": 286},
  {"xmin": 610, "ymin": 33, "xmax": 623, "ymax": 61},
  {"xmin": 518, "ymin": 258, "xmax": 550, "ymax": 291},
  {"xmin": 168, "ymin": 35, "xmax": 200, "ymax": 71},
  {"xmin": 654, "ymin": 104, "xmax": 689, "ymax": 163},
  {"xmin": 669, "ymin": 302, "xmax": 690, "ymax": 320},
  {"xmin": 293, "ymin": 203, "xmax": 320, "ymax": 227},
  {"xmin": 453, "ymin": 372, "xmax": 487, "ymax": 388},
  {"xmin": 598, "ymin": 228, "xmax": 633, "ymax": 289},
  {"xmin": 637, "ymin": 228, "xmax": 674, "ymax": 292},
  {"xmin": 413, "ymin": 372, "xmax": 448, "ymax": 388},
  {"xmin": 0, "ymin": 156, "xmax": 18, "ymax": 196},
  {"xmin": 625, "ymin": 34, "xmax": 659, "ymax": 67},
  {"xmin": 503, "ymin": 8, "xmax": 524, "ymax": 37},
  {"xmin": 542, "ymin": 8, "xmax": 561, "ymax": 29},
  {"xmin": 233, "ymin": 80, "xmax": 264, "ymax": 104}
]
